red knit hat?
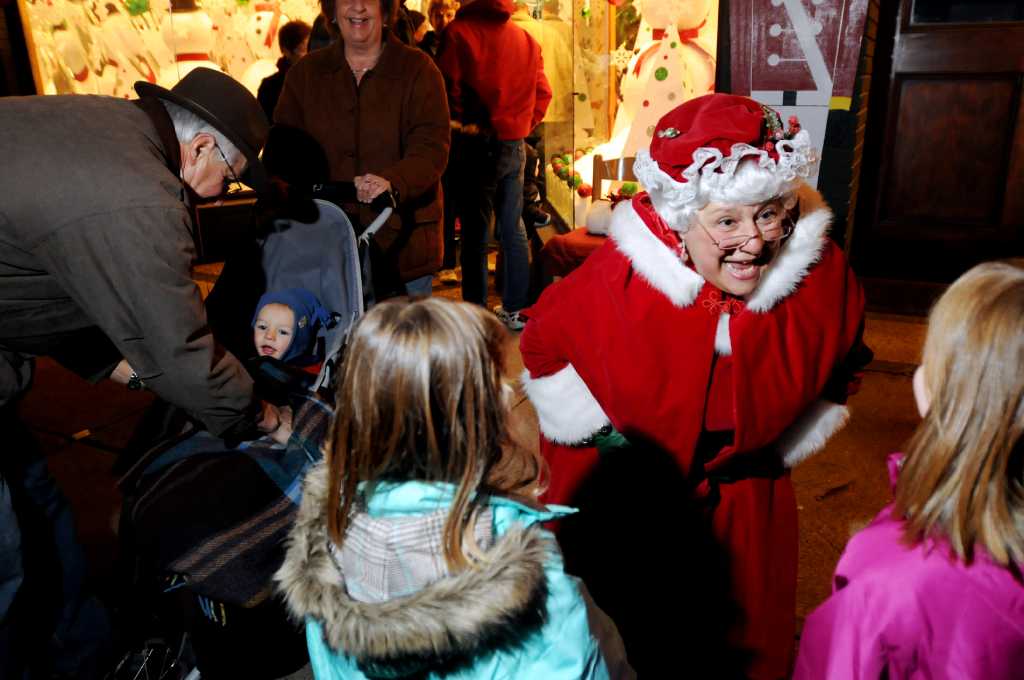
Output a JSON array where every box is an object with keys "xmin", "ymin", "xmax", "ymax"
[{"xmin": 633, "ymin": 93, "xmax": 817, "ymax": 228}]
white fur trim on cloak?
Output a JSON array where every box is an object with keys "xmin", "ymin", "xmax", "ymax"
[
  {"xmin": 745, "ymin": 186, "xmax": 832, "ymax": 312},
  {"xmin": 520, "ymin": 366, "xmax": 610, "ymax": 445},
  {"xmin": 714, "ymin": 313, "xmax": 732, "ymax": 356},
  {"xmin": 608, "ymin": 201, "xmax": 704, "ymax": 308},
  {"xmin": 609, "ymin": 185, "xmax": 832, "ymax": 313},
  {"xmin": 776, "ymin": 399, "xmax": 850, "ymax": 467}
]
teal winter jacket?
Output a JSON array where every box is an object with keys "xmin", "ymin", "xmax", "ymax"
[{"xmin": 275, "ymin": 461, "xmax": 633, "ymax": 679}]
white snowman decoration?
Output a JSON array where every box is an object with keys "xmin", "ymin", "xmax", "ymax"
[
  {"xmin": 53, "ymin": 25, "xmax": 101, "ymax": 93},
  {"xmin": 614, "ymin": 0, "xmax": 716, "ymax": 157},
  {"xmin": 205, "ymin": 0, "xmax": 250, "ymax": 81},
  {"xmin": 239, "ymin": 2, "xmax": 289, "ymax": 95},
  {"xmin": 246, "ymin": 2, "xmax": 289, "ymax": 62},
  {"xmin": 94, "ymin": 3, "xmax": 160, "ymax": 98},
  {"xmin": 158, "ymin": 0, "xmax": 221, "ymax": 87}
]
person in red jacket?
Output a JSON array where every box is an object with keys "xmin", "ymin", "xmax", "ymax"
[
  {"xmin": 436, "ymin": 0, "xmax": 551, "ymax": 330},
  {"xmin": 520, "ymin": 94, "xmax": 871, "ymax": 677}
]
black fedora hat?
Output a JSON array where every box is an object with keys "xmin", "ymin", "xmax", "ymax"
[{"xmin": 136, "ymin": 68, "xmax": 270, "ymax": 194}]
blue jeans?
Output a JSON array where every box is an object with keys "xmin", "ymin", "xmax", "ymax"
[
  {"xmin": 0, "ymin": 354, "xmax": 111, "ymax": 678},
  {"xmin": 0, "ymin": 462, "xmax": 23, "ymax": 628},
  {"xmin": 454, "ymin": 135, "xmax": 530, "ymax": 313},
  {"xmin": 404, "ymin": 274, "xmax": 434, "ymax": 297}
]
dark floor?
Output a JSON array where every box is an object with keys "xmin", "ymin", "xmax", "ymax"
[{"xmin": 14, "ymin": 270, "xmax": 926, "ymax": 672}]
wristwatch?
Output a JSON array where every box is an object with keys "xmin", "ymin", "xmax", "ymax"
[{"xmin": 127, "ymin": 370, "xmax": 145, "ymax": 391}]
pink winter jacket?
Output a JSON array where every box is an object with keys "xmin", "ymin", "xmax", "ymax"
[{"xmin": 794, "ymin": 454, "xmax": 1024, "ymax": 679}]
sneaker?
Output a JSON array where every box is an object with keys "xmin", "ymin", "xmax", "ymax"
[
  {"xmin": 524, "ymin": 204, "xmax": 552, "ymax": 227},
  {"xmin": 438, "ymin": 268, "xmax": 459, "ymax": 285},
  {"xmin": 493, "ymin": 305, "xmax": 526, "ymax": 331}
]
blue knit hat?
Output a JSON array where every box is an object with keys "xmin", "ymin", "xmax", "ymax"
[{"xmin": 252, "ymin": 288, "xmax": 332, "ymax": 364}]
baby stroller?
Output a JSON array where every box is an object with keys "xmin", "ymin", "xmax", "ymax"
[{"xmin": 108, "ymin": 187, "xmax": 394, "ymax": 680}]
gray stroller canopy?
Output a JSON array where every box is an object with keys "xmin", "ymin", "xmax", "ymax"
[{"xmin": 260, "ymin": 199, "xmax": 364, "ymax": 390}]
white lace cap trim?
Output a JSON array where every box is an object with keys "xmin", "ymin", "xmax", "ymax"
[{"xmin": 632, "ymin": 129, "xmax": 819, "ymax": 213}]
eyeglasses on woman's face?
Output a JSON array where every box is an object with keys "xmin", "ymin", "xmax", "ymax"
[{"xmin": 694, "ymin": 199, "xmax": 794, "ymax": 252}]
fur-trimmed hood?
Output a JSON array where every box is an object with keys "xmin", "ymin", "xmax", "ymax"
[
  {"xmin": 275, "ymin": 463, "xmax": 554, "ymax": 678},
  {"xmin": 608, "ymin": 182, "xmax": 831, "ymax": 312}
]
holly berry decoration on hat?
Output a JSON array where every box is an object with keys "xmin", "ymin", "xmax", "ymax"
[
  {"xmin": 607, "ymin": 181, "xmax": 639, "ymax": 208},
  {"xmin": 761, "ymin": 105, "xmax": 802, "ymax": 149}
]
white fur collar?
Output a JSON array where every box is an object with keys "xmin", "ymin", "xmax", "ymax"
[
  {"xmin": 608, "ymin": 200, "xmax": 705, "ymax": 308},
  {"xmin": 275, "ymin": 462, "xmax": 550, "ymax": 675},
  {"xmin": 608, "ymin": 188, "xmax": 832, "ymax": 312},
  {"xmin": 744, "ymin": 201, "xmax": 831, "ymax": 312}
]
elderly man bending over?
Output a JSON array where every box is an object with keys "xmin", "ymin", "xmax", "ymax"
[{"xmin": 0, "ymin": 68, "xmax": 278, "ymax": 679}]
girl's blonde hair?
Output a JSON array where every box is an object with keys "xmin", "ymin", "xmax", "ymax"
[
  {"xmin": 326, "ymin": 297, "xmax": 545, "ymax": 570},
  {"xmin": 895, "ymin": 261, "xmax": 1024, "ymax": 566}
]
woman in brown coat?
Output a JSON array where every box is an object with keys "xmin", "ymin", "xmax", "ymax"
[{"xmin": 274, "ymin": 0, "xmax": 450, "ymax": 298}]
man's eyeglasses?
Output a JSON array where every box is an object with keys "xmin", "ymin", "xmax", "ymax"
[
  {"xmin": 695, "ymin": 205, "xmax": 794, "ymax": 252},
  {"xmin": 215, "ymin": 144, "xmax": 244, "ymax": 195}
]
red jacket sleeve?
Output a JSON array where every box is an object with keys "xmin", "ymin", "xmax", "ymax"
[
  {"xmin": 532, "ymin": 49, "xmax": 552, "ymax": 130},
  {"xmin": 436, "ymin": 28, "xmax": 465, "ymax": 123}
]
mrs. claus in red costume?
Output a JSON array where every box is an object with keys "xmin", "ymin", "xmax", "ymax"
[{"xmin": 520, "ymin": 93, "xmax": 870, "ymax": 678}]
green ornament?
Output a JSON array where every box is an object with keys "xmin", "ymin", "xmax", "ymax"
[
  {"xmin": 670, "ymin": 41, "xmax": 678, "ymax": 48},
  {"xmin": 571, "ymin": 175, "xmax": 583, "ymax": 188},
  {"xmin": 654, "ymin": 67, "xmax": 669, "ymax": 81},
  {"xmin": 561, "ymin": 153, "xmax": 572, "ymax": 165},
  {"xmin": 581, "ymin": 7, "xmax": 590, "ymax": 17},
  {"xmin": 125, "ymin": 0, "xmax": 149, "ymax": 15},
  {"xmin": 577, "ymin": 92, "xmax": 588, "ymax": 102},
  {"xmin": 557, "ymin": 167, "xmax": 570, "ymax": 180},
  {"xmin": 236, "ymin": 0, "xmax": 251, "ymax": 6},
  {"xmin": 620, "ymin": 182, "xmax": 638, "ymax": 197}
]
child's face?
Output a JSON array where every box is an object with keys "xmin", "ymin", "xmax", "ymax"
[
  {"xmin": 429, "ymin": 3, "xmax": 457, "ymax": 31},
  {"xmin": 254, "ymin": 303, "xmax": 295, "ymax": 360}
]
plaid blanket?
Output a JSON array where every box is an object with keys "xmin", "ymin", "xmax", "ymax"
[{"xmin": 123, "ymin": 394, "xmax": 333, "ymax": 608}]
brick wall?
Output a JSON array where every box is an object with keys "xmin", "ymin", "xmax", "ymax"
[
  {"xmin": 844, "ymin": 0, "xmax": 880, "ymax": 249},
  {"xmin": 813, "ymin": 1, "xmax": 880, "ymax": 251}
]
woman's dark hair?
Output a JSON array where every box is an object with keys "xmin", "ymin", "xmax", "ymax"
[
  {"xmin": 308, "ymin": 14, "xmax": 334, "ymax": 51},
  {"xmin": 319, "ymin": 0, "xmax": 398, "ymax": 35},
  {"xmin": 407, "ymin": 9, "xmax": 426, "ymax": 31}
]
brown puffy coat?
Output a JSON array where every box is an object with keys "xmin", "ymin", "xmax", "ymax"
[{"xmin": 275, "ymin": 31, "xmax": 450, "ymax": 282}]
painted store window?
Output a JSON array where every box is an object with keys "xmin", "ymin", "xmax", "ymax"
[
  {"xmin": 16, "ymin": 0, "xmax": 325, "ymax": 97},
  {"xmin": 534, "ymin": 0, "xmax": 719, "ymax": 227},
  {"xmin": 15, "ymin": 0, "xmax": 871, "ymax": 232}
]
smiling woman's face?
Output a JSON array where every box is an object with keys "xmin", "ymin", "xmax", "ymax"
[
  {"xmin": 336, "ymin": 0, "xmax": 384, "ymax": 48},
  {"xmin": 684, "ymin": 197, "xmax": 794, "ymax": 298}
]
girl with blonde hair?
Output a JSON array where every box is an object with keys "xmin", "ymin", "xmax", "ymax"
[
  {"xmin": 276, "ymin": 297, "xmax": 631, "ymax": 679},
  {"xmin": 796, "ymin": 261, "xmax": 1024, "ymax": 678}
]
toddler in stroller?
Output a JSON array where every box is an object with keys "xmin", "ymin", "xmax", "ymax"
[
  {"xmin": 252, "ymin": 288, "xmax": 332, "ymax": 367},
  {"xmin": 111, "ymin": 191, "xmax": 374, "ymax": 679}
]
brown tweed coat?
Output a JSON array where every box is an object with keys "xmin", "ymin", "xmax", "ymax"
[{"xmin": 275, "ymin": 31, "xmax": 450, "ymax": 282}]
